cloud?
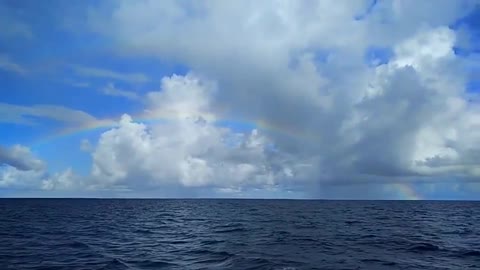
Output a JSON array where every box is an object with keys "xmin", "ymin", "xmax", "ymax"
[
  {"xmin": 0, "ymin": 144, "xmax": 49, "ymax": 190},
  {"xmin": 41, "ymin": 168, "xmax": 79, "ymax": 191},
  {"xmin": 78, "ymin": 1, "xmax": 480, "ymax": 197},
  {"xmin": 0, "ymin": 166, "xmax": 46, "ymax": 189},
  {"xmin": 101, "ymin": 82, "xmax": 139, "ymax": 100},
  {"xmin": 0, "ymin": 145, "xmax": 44, "ymax": 171},
  {"xmin": 72, "ymin": 65, "xmax": 150, "ymax": 84},
  {"xmin": 0, "ymin": 5, "xmax": 33, "ymax": 40},
  {"xmin": 0, "ymin": 144, "xmax": 80, "ymax": 191},
  {"xmin": 0, "ymin": 54, "xmax": 27, "ymax": 75},
  {"xmin": 0, "ymin": 102, "xmax": 100, "ymax": 126},
  {"xmin": 144, "ymin": 74, "xmax": 219, "ymax": 122},
  {"xmin": 3, "ymin": 1, "xmax": 480, "ymax": 198},
  {"xmin": 0, "ymin": 20, "xmax": 32, "ymax": 40},
  {"xmin": 89, "ymin": 74, "xmax": 308, "ymax": 193},
  {"xmin": 63, "ymin": 79, "xmax": 90, "ymax": 88},
  {"xmin": 0, "ymin": 161, "xmax": 78, "ymax": 192}
]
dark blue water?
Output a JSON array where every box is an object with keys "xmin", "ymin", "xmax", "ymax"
[{"xmin": 1, "ymin": 199, "xmax": 479, "ymax": 270}]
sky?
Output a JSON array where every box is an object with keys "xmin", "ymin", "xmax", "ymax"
[{"xmin": 1, "ymin": 0, "xmax": 480, "ymax": 200}]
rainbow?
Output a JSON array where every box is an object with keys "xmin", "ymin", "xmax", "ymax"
[
  {"xmin": 391, "ymin": 183, "xmax": 422, "ymax": 200},
  {"xmin": 34, "ymin": 110, "xmax": 317, "ymax": 147},
  {"xmin": 32, "ymin": 112, "xmax": 423, "ymax": 200}
]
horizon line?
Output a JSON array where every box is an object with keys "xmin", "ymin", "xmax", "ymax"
[{"xmin": 1, "ymin": 197, "xmax": 479, "ymax": 202}]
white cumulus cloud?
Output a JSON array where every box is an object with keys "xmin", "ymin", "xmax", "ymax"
[
  {"xmin": 0, "ymin": 145, "xmax": 79, "ymax": 192},
  {"xmin": 78, "ymin": 0, "xmax": 480, "ymax": 197},
  {"xmin": 3, "ymin": 0, "xmax": 479, "ymax": 198},
  {"xmin": 89, "ymin": 74, "xmax": 305, "ymax": 193}
]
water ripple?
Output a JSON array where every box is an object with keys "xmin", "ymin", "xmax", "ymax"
[{"xmin": 1, "ymin": 199, "xmax": 480, "ymax": 269}]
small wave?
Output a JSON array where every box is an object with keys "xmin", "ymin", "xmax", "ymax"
[
  {"xmin": 222, "ymin": 256, "xmax": 273, "ymax": 269},
  {"xmin": 361, "ymin": 258, "xmax": 383, "ymax": 263},
  {"xmin": 275, "ymin": 230, "xmax": 291, "ymax": 236},
  {"xmin": 162, "ymin": 218, "xmax": 180, "ymax": 223},
  {"xmin": 291, "ymin": 237, "xmax": 316, "ymax": 242},
  {"xmin": 373, "ymin": 215, "xmax": 390, "ymax": 221},
  {"xmin": 459, "ymin": 250, "xmax": 480, "ymax": 257},
  {"xmin": 359, "ymin": 234, "xmax": 376, "ymax": 239},
  {"xmin": 190, "ymin": 250, "xmax": 234, "ymax": 257},
  {"xmin": 443, "ymin": 228, "xmax": 473, "ymax": 235},
  {"xmin": 98, "ymin": 258, "xmax": 130, "ymax": 270},
  {"xmin": 294, "ymin": 224, "xmax": 315, "ymax": 229},
  {"xmin": 345, "ymin": 220, "xmax": 362, "ymax": 225},
  {"xmin": 408, "ymin": 242, "xmax": 440, "ymax": 252},
  {"xmin": 129, "ymin": 259, "xmax": 177, "ymax": 268},
  {"xmin": 361, "ymin": 258, "xmax": 397, "ymax": 266},
  {"xmin": 214, "ymin": 227, "xmax": 247, "ymax": 233},
  {"xmin": 163, "ymin": 239, "xmax": 190, "ymax": 244},
  {"xmin": 243, "ymin": 257, "xmax": 273, "ymax": 268},
  {"xmin": 155, "ymin": 213, "xmax": 176, "ymax": 218},
  {"xmin": 212, "ymin": 222, "xmax": 244, "ymax": 228},
  {"xmin": 201, "ymin": 239, "xmax": 225, "ymax": 245},
  {"xmin": 192, "ymin": 256, "xmax": 233, "ymax": 265},
  {"xmin": 186, "ymin": 250, "xmax": 236, "ymax": 267},
  {"xmin": 133, "ymin": 228, "xmax": 154, "ymax": 234},
  {"xmin": 67, "ymin": 240, "xmax": 90, "ymax": 249}
]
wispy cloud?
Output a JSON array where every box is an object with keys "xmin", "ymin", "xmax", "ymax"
[
  {"xmin": 72, "ymin": 65, "xmax": 150, "ymax": 84},
  {"xmin": 0, "ymin": 55, "xmax": 27, "ymax": 75},
  {"xmin": 0, "ymin": 21, "xmax": 33, "ymax": 40},
  {"xmin": 0, "ymin": 102, "xmax": 98, "ymax": 126},
  {"xmin": 62, "ymin": 79, "xmax": 90, "ymax": 88},
  {"xmin": 101, "ymin": 83, "xmax": 140, "ymax": 100},
  {"xmin": 0, "ymin": 6, "xmax": 33, "ymax": 40}
]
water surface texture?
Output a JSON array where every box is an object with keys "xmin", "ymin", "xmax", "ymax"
[{"xmin": 1, "ymin": 199, "xmax": 479, "ymax": 269}]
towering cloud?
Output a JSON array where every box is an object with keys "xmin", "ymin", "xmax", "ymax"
[
  {"xmin": 90, "ymin": 75, "xmax": 305, "ymax": 194},
  {"xmin": 79, "ymin": 1, "xmax": 480, "ymax": 197},
  {"xmin": 2, "ymin": 0, "xmax": 479, "ymax": 198}
]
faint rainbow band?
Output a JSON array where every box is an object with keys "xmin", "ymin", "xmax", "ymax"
[{"xmin": 32, "ymin": 113, "xmax": 423, "ymax": 200}]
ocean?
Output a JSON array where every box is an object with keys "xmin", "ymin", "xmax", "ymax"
[{"xmin": 0, "ymin": 199, "xmax": 479, "ymax": 269}]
